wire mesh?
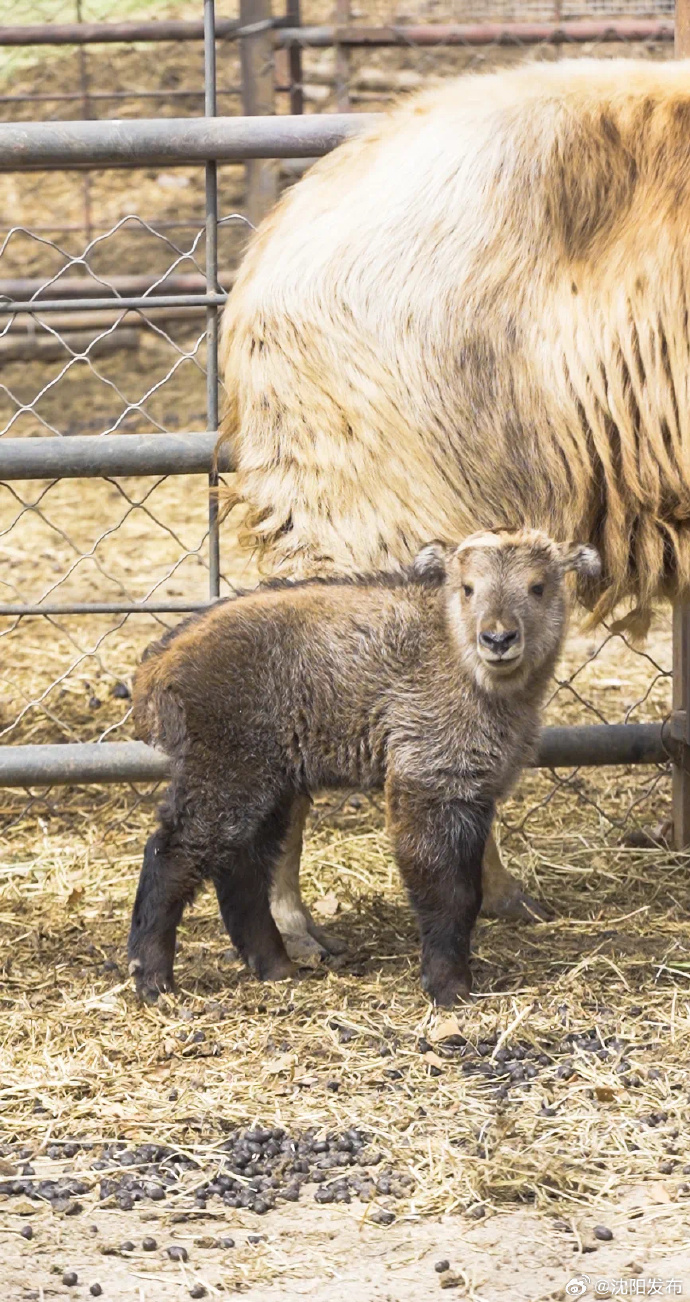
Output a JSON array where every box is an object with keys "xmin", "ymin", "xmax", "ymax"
[
  {"xmin": 0, "ymin": 0, "xmax": 676, "ymax": 856},
  {"xmin": 291, "ymin": 0, "xmax": 674, "ymax": 115}
]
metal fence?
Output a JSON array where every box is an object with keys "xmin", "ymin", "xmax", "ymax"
[{"xmin": 0, "ymin": 1, "xmax": 686, "ymax": 852}]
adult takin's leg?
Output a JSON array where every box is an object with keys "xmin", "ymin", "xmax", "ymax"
[
  {"xmin": 269, "ymin": 794, "xmax": 346, "ymax": 963},
  {"xmin": 480, "ymin": 831, "xmax": 551, "ymax": 922},
  {"xmin": 213, "ymin": 798, "xmax": 297, "ymax": 983},
  {"xmin": 386, "ymin": 778, "xmax": 492, "ymax": 1006},
  {"xmin": 128, "ymin": 824, "xmax": 200, "ymax": 1002}
]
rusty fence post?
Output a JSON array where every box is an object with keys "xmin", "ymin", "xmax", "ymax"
[{"xmin": 240, "ymin": 0, "xmax": 278, "ymax": 227}]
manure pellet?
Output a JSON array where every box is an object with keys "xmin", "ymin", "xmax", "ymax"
[
  {"xmin": 190, "ymin": 1288, "xmax": 207, "ymax": 1299},
  {"xmin": 142, "ymin": 1237, "xmax": 157, "ymax": 1251},
  {"xmin": 20, "ymin": 1225, "xmax": 33, "ymax": 1241},
  {"xmin": 594, "ymin": 1225, "xmax": 614, "ymax": 1241},
  {"xmin": 167, "ymin": 1245, "xmax": 189, "ymax": 1262},
  {"xmin": 435, "ymin": 1260, "xmax": 450, "ymax": 1273},
  {"xmin": 62, "ymin": 1271, "xmax": 78, "ymax": 1287},
  {"xmin": 218, "ymin": 1237, "xmax": 235, "ymax": 1249},
  {"xmin": 369, "ymin": 1208, "xmax": 395, "ymax": 1226},
  {"xmin": 90, "ymin": 1286, "xmax": 103, "ymax": 1298},
  {"xmin": 120, "ymin": 1241, "xmax": 135, "ymax": 1253}
]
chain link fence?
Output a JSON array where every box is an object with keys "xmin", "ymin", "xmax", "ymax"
[{"xmin": 0, "ymin": 1, "xmax": 678, "ymax": 866}]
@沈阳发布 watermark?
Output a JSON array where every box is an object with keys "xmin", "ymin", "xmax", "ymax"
[{"xmin": 566, "ymin": 1278, "xmax": 684, "ymax": 1297}]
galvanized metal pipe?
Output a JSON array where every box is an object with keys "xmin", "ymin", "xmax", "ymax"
[
  {"xmin": 205, "ymin": 0, "xmax": 221, "ymax": 602},
  {"xmin": 0, "ymin": 725, "xmax": 671, "ymax": 788},
  {"xmin": 0, "ymin": 18, "xmax": 247, "ymax": 45},
  {"xmin": 0, "ymin": 601, "xmax": 213, "ymax": 617},
  {"xmin": 275, "ymin": 20, "xmax": 674, "ymax": 46},
  {"xmin": 0, "ymin": 274, "xmax": 213, "ymax": 301},
  {"xmin": 0, "ymin": 114, "xmax": 375, "ymax": 171},
  {"xmin": 0, "ymin": 742, "xmax": 170, "ymax": 787},
  {"xmin": 0, "ymin": 18, "xmax": 673, "ymax": 48},
  {"xmin": 0, "ymin": 433, "xmax": 230, "ymax": 480},
  {"xmin": 0, "ymin": 294, "xmax": 227, "ymax": 315}
]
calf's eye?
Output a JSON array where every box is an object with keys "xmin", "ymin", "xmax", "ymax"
[
  {"xmin": 463, "ymin": 584, "xmax": 474, "ymax": 598},
  {"xmin": 530, "ymin": 583, "xmax": 545, "ymax": 597}
]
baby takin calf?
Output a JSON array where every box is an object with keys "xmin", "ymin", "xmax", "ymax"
[{"xmin": 128, "ymin": 528, "xmax": 599, "ymax": 1006}]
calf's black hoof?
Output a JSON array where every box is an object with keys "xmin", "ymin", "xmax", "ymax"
[{"xmin": 129, "ymin": 958, "xmax": 175, "ymax": 1003}]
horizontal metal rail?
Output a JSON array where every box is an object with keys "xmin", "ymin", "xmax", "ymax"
[
  {"xmin": 276, "ymin": 20, "xmax": 674, "ymax": 46},
  {"xmin": 536, "ymin": 723, "xmax": 669, "ymax": 768},
  {"xmin": 0, "ymin": 18, "xmax": 674, "ymax": 48},
  {"xmin": 0, "ymin": 114, "xmax": 374, "ymax": 172},
  {"xmin": 0, "ymin": 18, "xmax": 273, "ymax": 46},
  {"xmin": 0, "ymin": 293, "xmax": 227, "ymax": 315},
  {"xmin": 0, "ymin": 601, "xmax": 213, "ymax": 617},
  {"xmin": 0, "ymin": 724, "xmax": 671, "ymax": 788},
  {"xmin": 0, "ymin": 433, "xmax": 230, "ymax": 479},
  {"xmin": 0, "ymin": 274, "xmax": 213, "ymax": 300},
  {"xmin": 0, "ymin": 743, "xmax": 170, "ymax": 786}
]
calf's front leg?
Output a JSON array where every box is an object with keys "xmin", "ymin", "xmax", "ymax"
[
  {"xmin": 386, "ymin": 779, "xmax": 492, "ymax": 1006},
  {"xmin": 128, "ymin": 826, "xmax": 199, "ymax": 1001}
]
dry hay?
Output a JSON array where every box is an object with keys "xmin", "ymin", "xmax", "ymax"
[
  {"xmin": 1, "ymin": 742, "xmax": 690, "ymax": 1288},
  {"xmin": 1, "ymin": 484, "xmax": 686, "ymax": 1285}
]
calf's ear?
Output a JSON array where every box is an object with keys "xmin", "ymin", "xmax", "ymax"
[
  {"xmin": 411, "ymin": 540, "xmax": 448, "ymax": 581},
  {"xmin": 561, "ymin": 542, "xmax": 601, "ymax": 578}
]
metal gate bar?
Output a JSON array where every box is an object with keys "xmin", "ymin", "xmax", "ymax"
[
  {"xmin": 0, "ymin": 725, "xmax": 673, "ymax": 789},
  {"xmin": 0, "ymin": 433, "xmax": 224, "ymax": 478},
  {"xmin": 0, "ymin": 115, "xmax": 373, "ymax": 171},
  {"xmin": 0, "ymin": 19, "xmax": 675, "ymax": 49}
]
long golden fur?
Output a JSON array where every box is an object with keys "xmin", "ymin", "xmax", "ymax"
[{"xmin": 219, "ymin": 59, "xmax": 690, "ymax": 636}]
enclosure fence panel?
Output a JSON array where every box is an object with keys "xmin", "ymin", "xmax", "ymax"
[{"xmin": 0, "ymin": 1, "xmax": 682, "ymax": 850}]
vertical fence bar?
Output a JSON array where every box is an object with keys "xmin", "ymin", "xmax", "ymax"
[
  {"xmin": 334, "ymin": 0, "xmax": 351, "ymax": 112},
  {"xmin": 673, "ymin": 0, "xmax": 690, "ymax": 848},
  {"xmin": 76, "ymin": 0, "xmax": 93, "ymax": 247},
  {"xmin": 673, "ymin": 606, "xmax": 690, "ymax": 846},
  {"xmin": 285, "ymin": 0, "xmax": 303, "ymax": 115},
  {"xmin": 240, "ymin": 0, "xmax": 278, "ymax": 228},
  {"xmin": 205, "ymin": 0, "xmax": 220, "ymax": 599}
]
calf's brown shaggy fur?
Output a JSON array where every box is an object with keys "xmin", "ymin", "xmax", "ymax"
[{"xmin": 128, "ymin": 530, "xmax": 598, "ymax": 1006}]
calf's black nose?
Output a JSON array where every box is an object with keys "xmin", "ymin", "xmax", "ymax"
[{"xmin": 479, "ymin": 629, "xmax": 519, "ymax": 654}]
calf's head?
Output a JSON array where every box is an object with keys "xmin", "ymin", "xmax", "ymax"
[{"xmin": 416, "ymin": 529, "xmax": 600, "ymax": 692}]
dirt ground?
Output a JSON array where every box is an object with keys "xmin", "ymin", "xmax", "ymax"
[{"xmin": 3, "ymin": 1196, "xmax": 690, "ymax": 1301}]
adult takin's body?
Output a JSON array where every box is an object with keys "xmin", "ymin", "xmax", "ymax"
[
  {"xmin": 128, "ymin": 529, "xmax": 599, "ymax": 1006},
  {"xmin": 219, "ymin": 58, "xmax": 690, "ymax": 937}
]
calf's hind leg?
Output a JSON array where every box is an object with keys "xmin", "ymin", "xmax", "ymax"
[
  {"xmin": 213, "ymin": 801, "xmax": 297, "ymax": 983},
  {"xmin": 387, "ymin": 779, "xmax": 492, "ymax": 1006},
  {"xmin": 128, "ymin": 825, "xmax": 199, "ymax": 1002}
]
